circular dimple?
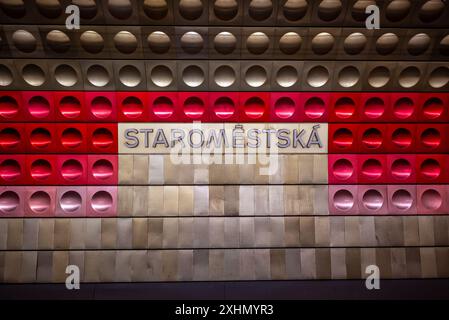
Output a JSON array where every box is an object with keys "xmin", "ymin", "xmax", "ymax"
[
  {"xmin": 283, "ymin": 0, "xmax": 308, "ymax": 21},
  {"xmin": 143, "ymin": 0, "xmax": 168, "ymax": 20},
  {"xmin": 276, "ymin": 65, "xmax": 298, "ymax": 88},
  {"xmin": 182, "ymin": 65, "xmax": 204, "ymax": 87},
  {"xmin": 246, "ymin": 32, "xmax": 269, "ymax": 55},
  {"xmin": 46, "ymin": 30, "xmax": 71, "ymax": 53},
  {"xmin": 151, "ymin": 65, "xmax": 173, "ymax": 88},
  {"xmin": 54, "ymin": 64, "xmax": 78, "ymax": 87},
  {"xmin": 80, "ymin": 30, "xmax": 104, "ymax": 54},
  {"xmin": 86, "ymin": 65, "xmax": 110, "ymax": 87},
  {"xmin": 214, "ymin": 65, "xmax": 236, "ymax": 88},
  {"xmin": 61, "ymin": 128, "xmax": 82, "ymax": 149},
  {"xmin": 439, "ymin": 35, "xmax": 449, "ymax": 55},
  {"xmin": 361, "ymin": 158, "xmax": 383, "ymax": 180},
  {"xmin": 274, "ymin": 97, "xmax": 295, "ymax": 119},
  {"xmin": 12, "ymin": 30, "xmax": 36, "ymax": 53},
  {"xmin": 113, "ymin": 31, "xmax": 137, "ymax": 54},
  {"xmin": 334, "ymin": 97, "xmax": 355, "ymax": 119},
  {"xmin": 121, "ymin": 96, "xmax": 143, "ymax": 119},
  {"xmin": 304, "ymin": 97, "xmax": 325, "ymax": 119},
  {"xmin": 0, "ymin": 65, "xmax": 13, "ymax": 87},
  {"xmin": 245, "ymin": 65, "xmax": 267, "ymax": 87},
  {"xmin": 214, "ymin": 32, "xmax": 237, "ymax": 54},
  {"xmin": 0, "ymin": 159, "xmax": 21, "ymax": 181},
  {"xmin": 73, "ymin": 0, "xmax": 98, "ymax": 19},
  {"xmin": 307, "ymin": 66, "xmax": 329, "ymax": 88},
  {"xmin": 214, "ymin": 0, "xmax": 238, "ymax": 20},
  {"xmin": 28, "ymin": 96, "xmax": 50, "ymax": 119},
  {"xmin": 36, "ymin": 0, "xmax": 62, "ymax": 18},
  {"xmin": 0, "ymin": 96, "xmax": 18, "ymax": 118},
  {"xmin": 333, "ymin": 128, "xmax": 353, "ymax": 149},
  {"xmin": 332, "ymin": 158, "xmax": 353, "ymax": 180},
  {"xmin": 279, "ymin": 32, "xmax": 302, "ymax": 55},
  {"xmin": 391, "ymin": 158, "xmax": 412, "ymax": 180},
  {"xmin": 91, "ymin": 96, "xmax": 112, "ymax": 119},
  {"xmin": 386, "ymin": 0, "xmax": 411, "ymax": 21},
  {"xmin": 118, "ymin": 65, "xmax": 141, "ymax": 87},
  {"xmin": 421, "ymin": 189, "xmax": 442, "ymax": 210},
  {"xmin": 61, "ymin": 159, "xmax": 83, "ymax": 181},
  {"xmin": 92, "ymin": 128, "xmax": 113, "ymax": 149},
  {"xmin": 343, "ymin": 32, "xmax": 367, "ymax": 55},
  {"xmin": 213, "ymin": 96, "xmax": 235, "ymax": 119},
  {"xmin": 364, "ymin": 97, "xmax": 384, "ymax": 119},
  {"xmin": 318, "ymin": 0, "xmax": 342, "ymax": 21},
  {"xmin": 362, "ymin": 189, "xmax": 384, "ymax": 211},
  {"xmin": 420, "ymin": 158, "xmax": 441, "ymax": 180},
  {"xmin": 0, "ymin": 191, "xmax": 19, "ymax": 213},
  {"xmin": 179, "ymin": 0, "xmax": 203, "ymax": 20},
  {"xmin": 59, "ymin": 96, "xmax": 81, "ymax": 119},
  {"xmin": 362, "ymin": 128, "xmax": 383, "ymax": 149},
  {"xmin": 422, "ymin": 97, "xmax": 444, "ymax": 120},
  {"xmin": 0, "ymin": 128, "xmax": 20, "ymax": 149},
  {"xmin": 22, "ymin": 64, "xmax": 45, "ymax": 87},
  {"xmin": 147, "ymin": 31, "xmax": 170, "ymax": 54},
  {"xmin": 352, "ymin": 0, "xmax": 376, "ymax": 21},
  {"xmin": 0, "ymin": 0, "xmax": 26, "ymax": 18},
  {"xmin": 392, "ymin": 128, "xmax": 412, "ymax": 149},
  {"xmin": 312, "ymin": 32, "xmax": 334, "ymax": 55},
  {"xmin": 91, "ymin": 191, "xmax": 113, "ymax": 212},
  {"xmin": 368, "ymin": 66, "xmax": 390, "ymax": 88},
  {"xmin": 419, "ymin": 0, "xmax": 445, "ymax": 23},
  {"xmin": 180, "ymin": 31, "xmax": 204, "ymax": 54},
  {"xmin": 244, "ymin": 97, "xmax": 265, "ymax": 119},
  {"xmin": 392, "ymin": 189, "xmax": 413, "ymax": 210},
  {"xmin": 421, "ymin": 128, "xmax": 441, "ymax": 149},
  {"xmin": 30, "ymin": 159, "xmax": 52, "ymax": 181},
  {"xmin": 338, "ymin": 66, "xmax": 360, "ymax": 88},
  {"xmin": 60, "ymin": 191, "xmax": 82, "ymax": 213},
  {"xmin": 183, "ymin": 97, "xmax": 204, "ymax": 119},
  {"xmin": 30, "ymin": 128, "xmax": 52, "ymax": 149},
  {"xmin": 153, "ymin": 96, "xmax": 174, "ymax": 118},
  {"xmin": 376, "ymin": 33, "xmax": 399, "ymax": 55},
  {"xmin": 398, "ymin": 66, "xmax": 420, "ymax": 88},
  {"xmin": 393, "ymin": 97, "xmax": 414, "ymax": 119},
  {"xmin": 28, "ymin": 191, "xmax": 51, "ymax": 213},
  {"xmin": 248, "ymin": 0, "xmax": 273, "ymax": 21},
  {"xmin": 407, "ymin": 33, "xmax": 431, "ymax": 55},
  {"xmin": 108, "ymin": 0, "xmax": 132, "ymax": 19},
  {"xmin": 92, "ymin": 159, "xmax": 113, "ymax": 180},
  {"xmin": 333, "ymin": 189, "xmax": 354, "ymax": 211},
  {"xmin": 428, "ymin": 67, "xmax": 449, "ymax": 88}
]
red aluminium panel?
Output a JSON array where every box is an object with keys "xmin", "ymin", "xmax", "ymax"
[
  {"xmin": 56, "ymin": 155, "xmax": 87, "ymax": 186},
  {"xmin": 54, "ymin": 91, "xmax": 87, "ymax": 122},
  {"xmin": 386, "ymin": 124, "xmax": 417, "ymax": 154},
  {"xmin": 270, "ymin": 92, "xmax": 301, "ymax": 122},
  {"xmin": 357, "ymin": 154, "xmax": 387, "ymax": 184},
  {"xmin": 386, "ymin": 154, "xmax": 417, "ymax": 184},
  {"xmin": 21, "ymin": 91, "xmax": 55, "ymax": 122},
  {"xmin": 148, "ymin": 92, "xmax": 179, "ymax": 122},
  {"xmin": 117, "ymin": 92, "xmax": 149, "ymax": 122},
  {"xmin": 418, "ymin": 93, "xmax": 449, "ymax": 123},
  {"xmin": 87, "ymin": 123, "xmax": 118, "ymax": 154},
  {"xmin": 26, "ymin": 154, "xmax": 57, "ymax": 185},
  {"xmin": 329, "ymin": 93, "xmax": 361, "ymax": 123},
  {"xmin": 209, "ymin": 92, "xmax": 239, "ymax": 122},
  {"xmin": 416, "ymin": 154, "xmax": 447, "ymax": 184},
  {"xmin": 0, "ymin": 155, "xmax": 26, "ymax": 185},
  {"xmin": 87, "ymin": 155, "xmax": 118, "ymax": 185},
  {"xmin": 299, "ymin": 92, "xmax": 329, "ymax": 122},
  {"xmin": 328, "ymin": 154, "xmax": 358, "ymax": 184},
  {"xmin": 0, "ymin": 91, "xmax": 24, "ymax": 122},
  {"xmin": 56, "ymin": 123, "xmax": 88, "ymax": 153},
  {"xmin": 358, "ymin": 124, "xmax": 387, "ymax": 153},
  {"xmin": 239, "ymin": 92, "xmax": 269, "ymax": 122},
  {"xmin": 328, "ymin": 124, "xmax": 358, "ymax": 153},
  {"xmin": 85, "ymin": 92, "xmax": 117, "ymax": 122},
  {"xmin": 0, "ymin": 123, "xmax": 26, "ymax": 153}
]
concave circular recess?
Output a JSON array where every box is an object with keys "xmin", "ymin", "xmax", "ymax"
[
  {"xmin": 351, "ymin": 0, "xmax": 376, "ymax": 21},
  {"xmin": 421, "ymin": 128, "xmax": 441, "ymax": 149},
  {"xmin": 344, "ymin": 32, "xmax": 367, "ymax": 55},
  {"xmin": 362, "ymin": 128, "xmax": 383, "ymax": 149},
  {"xmin": 54, "ymin": 64, "xmax": 78, "ymax": 87},
  {"xmin": 332, "ymin": 128, "xmax": 353, "ymax": 149},
  {"xmin": 91, "ymin": 96, "xmax": 112, "ymax": 119},
  {"xmin": 391, "ymin": 158, "xmax": 412, "ymax": 180},
  {"xmin": 151, "ymin": 65, "xmax": 173, "ymax": 88},
  {"xmin": 152, "ymin": 96, "xmax": 174, "ymax": 118},
  {"xmin": 392, "ymin": 128, "xmax": 412, "ymax": 149},
  {"xmin": 361, "ymin": 158, "xmax": 383, "ymax": 180},
  {"xmin": 392, "ymin": 189, "xmax": 413, "ymax": 210},
  {"xmin": 0, "ymin": 191, "xmax": 20, "ymax": 213},
  {"xmin": 30, "ymin": 159, "xmax": 52, "ymax": 181},
  {"xmin": 92, "ymin": 159, "xmax": 113, "ymax": 180},
  {"xmin": 179, "ymin": 0, "xmax": 203, "ymax": 20},
  {"xmin": 91, "ymin": 191, "xmax": 113, "ymax": 212},
  {"xmin": 61, "ymin": 159, "xmax": 83, "ymax": 181},
  {"xmin": 385, "ymin": 0, "xmax": 411, "ymax": 22},
  {"xmin": 119, "ymin": 65, "xmax": 141, "ymax": 87},
  {"xmin": 393, "ymin": 97, "xmax": 414, "ymax": 119},
  {"xmin": 279, "ymin": 32, "xmax": 302, "ymax": 55},
  {"xmin": 304, "ymin": 97, "xmax": 325, "ymax": 119},
  {"xmin": 283, "ymin": 0, "xmax": 308, "ymax": 21},
  {"xmin": 60, "ymin": 190, "xmax": 82, "ymax": 213},
  {"xmin": 407, "ymin": 33, "xmax": 431, "ymax": 55},
  {"xmin": 108, "ymin": 0, "xmax": 133, "ymax": 20},
  {"xmin": 73, "ymin": 0, "xmax": 98, "ymax": 19},
  {"xmin": 0, "ymin": 96, "xmax": 18, "ymax": 118},
  {"xmin": 36, "ymin": 0, "xmax": 62, "ymax": 18},
  {"xmin": 214, "ymin": 65, "xmax": 236, "ymax": 88},
  {"xmin": 274, "ymin": 97, "xmax": 295, "ymax": 119},
  {"xmin": 439, "ymin": 35, "xmax": 449, "ymax": 56},
  {"xmin": 422, "ymin": 97, "xmax": 443, "ymax": 120},
  {"xmin": 180, "ymin": 31, "xmax": 204, "ymax": 54},
  {"xmin": 428, "ymin": 67, "xmax": 449, "ymax": 89},
  {"xmin": 147, "ymin": 31, "xmax": 170, "ymax": 54},
  {"xmin": 0, "ymin": 65, "xmax": 13, "ymax": 87},
  {"xmin": 214, "ymin": 32, "xmax": 236, "ymax": 54},
  {"xmin": 30, "ymin": 128, "xmax": 52, "ymax": 149},
  {"xmin": 276, "ymin": 66, "xmax": 298, "ymax": 88},
  {"xmin": 368, "ymin": 66, "xmax": 390, "ymax": 88},
  {"xmin": 0, "ymin": 159, "xmax": 21, "ymax": 181},
  {"xmin": 182, "ymin": 65, "xmax": 204, "ymax": 87},
  {"xmin": 80, "ymin": 30, "xmax": 104, "ymax": 54},
  {"xmin": 245, "ymin": 65, "xmax": 267, "ymax": 88},
  {"xmin": 420, "ymin": 158, "xmax": 441, "ymax": 179},
  {"xmin": 311, "ymin": 32, "xmax": 334, "ymax": 55},
  {"xmin": 213, "ymin": 97, "xmax": 235, "ymax": 119},
  {"xmin": 29, "ymin": 191, "xmax": 51, "ymax": 213},
  {"xmin": 248, "ymin": 0, "xmax": 273, "ymax": 21},
  {"xmin": 58, "ymin": 96, "xmax": 81, "ymax": 119},
  {"xmin": 334, "ymin": 97, "xmax": 355, "ymax": 119},
  {"xmin": 22, "ymin": 64, "xmax": 45, "ymax": 87},
  {"xmin": 46, "ymin": 30, "xmax": 71, "ymax": 53},
  {"xmin": 421, "ymin": 189, "xmax": 442, "ymax": 210},
  {"xmin": 362, "ymin": 189, "xmax": 383, "ymax": 211},
  {"xmin": 113, "ymin": 31, "xmax": 138, "ymax": 54},
  {"xmin": 246, "ymin": 32, "xmax": 269, "ymax": 55},
  {"xmin": 307, "ymin": 66, "xmax": 329, "ymax": 88},
  {"xmin": 419, "ymin": 0, "xmax": 445, "ymax": 23},
  {"xmin": 0, "ymin": 0, "xmax": 26, "ymax": 18},
  {"xmin": 0, "ymin": 128, "xmax": 20, "ymax": 149},
  {"xmin": 143, "ymin": 0, "xmax": 168, "ymax": 20},
  {"xmin": 28, "ymin": 96, "xmax": 50, "ymax": 119},
  {"xmin": 183, "ymin": 97, "xmax": 204, "ymax": 119},
  {"xmin": 317, "ymin": 0, "xmax": 342, "ymax": 21},
  {"xmin": 338, "ymin": 66, "xmax": 360, "ymax": 88},
  {"xmin": 398, "ymin": 66, "xmax": 420, "ymax": 88},
  {"xmin": 244, "ymin": 97, "xmax": 265, "ymax": 119},
  {"xmin": 121, "ymin": 96, "xmax": 143, "ymax": 119},
  {"xmin": 86, "ymin": 65, "xmax": 110, "ymax": 87},
  {"xmin": 12, "ymin": 29, "xmax": 36, "ymax": 53},
  {"xmin": 332, "ymin": 158, "xmax": 353, "ymax": 180},
  {"xmin": 333, "ymin": 189, "xmax": 354, "ymax": 211},
  {"xmin": 92, "ymin": 128, "xmax": 113, "ymax": 149},
  {"xmin": 61, "ymin": 128, "xmax": 82, "ymax": 149},
  {"xmin": 364, "ymin": 97, "xmax": 385, "ymax": 119},
  {"xmin": 214, "ymin": 0, "xmax": 238, "ymax": 21}
]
